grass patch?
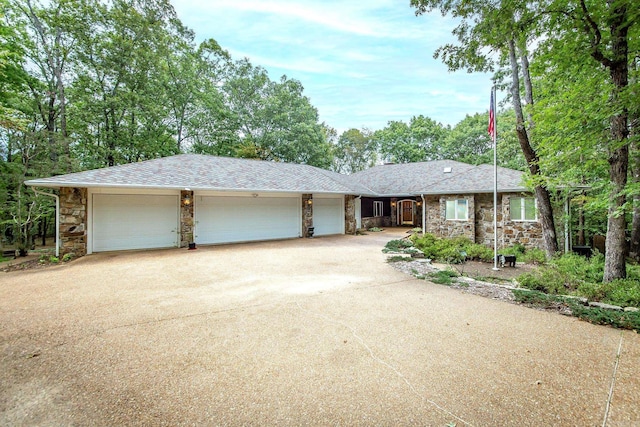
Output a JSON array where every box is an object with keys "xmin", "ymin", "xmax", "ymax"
[{"xmin": 427, "ymin": 270, "xmax": 458, "ymax": 285}]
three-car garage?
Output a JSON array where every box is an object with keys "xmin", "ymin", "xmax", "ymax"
[{"xmin": 88, "ymin": 189, "xmax": 345, "ymax": 253}]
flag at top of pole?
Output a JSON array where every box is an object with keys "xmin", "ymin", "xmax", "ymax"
[{"xmin": 488, "ymin": 88, "xmax": 496, "ymax": 142}]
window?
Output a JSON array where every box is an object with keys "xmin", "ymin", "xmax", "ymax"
[
  {"xmin": 373, "ymin": 201, "xmax": 383, "ymax": 217},
  {"xmin": 510, "ymin": 197, "xmax": 537, "ymax": 221},
  {"xmin": 445, "ymin": 199, "xmax": 468, "ymax": 220}
]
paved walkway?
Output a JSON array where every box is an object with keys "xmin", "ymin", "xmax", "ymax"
[{"xmin": 1, "ymin": 229, "xmax": 638, "ymax": 426}]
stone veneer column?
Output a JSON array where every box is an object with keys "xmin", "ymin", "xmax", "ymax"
[
  {"xmin": 180, "ymin": 190, "xmax": 194, "ymax": 248},
  {"xmin": 59, "ymin": 187, "xmax": 87, "ymax": 256},
  {"xmin": 302, "ymin": 194, "xmax": 313, "ymax": 237},
  {"xmin": 344, "ymin": 195, "xmax": 356, "ymax": 235}
]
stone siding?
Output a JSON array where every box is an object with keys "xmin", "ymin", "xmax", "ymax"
[
  {"xmin": 59, "ymin": 187, "xmax": 87, "ymax": 256},
  {"xmin": 344, "ymin": 195, "xmax": 356, "ymax": 235},
  {"xmin": 180, "ymin": 190, "xmax": 194, "ymax": 248},
  {"xmin": 475, "ymin": 193, "xmax": 503, "ymax": 247},
  {"xmin": 421, "ymin": 192, "xmax": 543, "ymax": 250},
  {"xmin": 361, "ymin": 216, "xmax": 390, "ymax": 229},
  {"xmin": 424, "ymin": 195, "xmax": 474, "ymax": 240},
  {"xmin": 302, "ymin": 194, "xmax": 313, "ymax": 237},
  {"xmin": 501, "ymin": 193, "xmax": 543, "ymax": 249}
]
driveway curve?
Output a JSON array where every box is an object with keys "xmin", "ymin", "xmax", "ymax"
[{"xmin": 1, "ymin": 229, "xmax": 639, "ymax": 426}]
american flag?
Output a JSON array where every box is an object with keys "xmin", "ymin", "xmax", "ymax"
[{"xmin": 488, "ymin": 88, "xmax": 496, "ymax": 141}]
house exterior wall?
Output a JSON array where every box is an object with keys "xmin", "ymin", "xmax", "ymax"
[
  {"xmin": 344, "ymin": 195, "xmax": 357, "ymax": 235},
  {"xmin": 425, "ymin": 195, "xmax": 475, "ymax": 240},
  {"xmin": 360, "ymin": 197, "xmax": 392, "ymax": 230},
  {"xmin": 422, "ymin": 192, "xmax": 543, "ymax": 249},
  {"xmin": 60, "ymin": 187, "xmax": 87, "ymax": 256},
  {"xmin": 180, "ymin": 190, "xmax": 194, "ymax": 248},
  {"xmin": 475, "ymin": 193, "xmax": 502, "ymax": 247},
  {"xmin": 501, "ymin": 193, "xmax": 544, "ymax": 249},
  {"xmin": 302, "ymin": 194, "xmax": 313, "ymax": 237}
]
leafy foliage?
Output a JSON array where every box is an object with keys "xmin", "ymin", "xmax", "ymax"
[{"xmin": 516, "ymin": 253, "xmax": 640, "ymax": 308}]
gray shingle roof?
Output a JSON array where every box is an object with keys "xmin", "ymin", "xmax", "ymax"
[
  {"xmin": 25, "ymin": 154, "xmax": 527, "ymax": 196},
  {"xmin": 25, "ymin": 154, "xmax": 375, "ymax": 195},
  {"xmin": 348, "ymin": 160, "xmax": 526, "ymax": 196}
]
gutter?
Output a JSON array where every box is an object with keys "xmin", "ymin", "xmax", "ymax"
[{"xmin": 31, "ymin": 188, "xmax": 60, "ymax": 258}]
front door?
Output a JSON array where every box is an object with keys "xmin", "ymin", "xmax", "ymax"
[{"xmin": 401, "ymin": 200, "xmax": 414, "ymax": 225}]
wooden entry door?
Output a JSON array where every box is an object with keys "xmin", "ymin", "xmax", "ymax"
[{"xmin": 401, "ymin": 200, "xmax": 414, "ymax": 224}]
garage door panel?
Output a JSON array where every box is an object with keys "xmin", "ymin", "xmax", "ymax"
[
  {"xmin": 196, "ymin": 196, "xmax": 300, "ymax": 244},
  {"xmin": 313, "ymin": 197, "xmax": 343, "ymax": 236},
  {"xmin": 93, "ymin": 194, "xmax": 179, "ymax": 252}
]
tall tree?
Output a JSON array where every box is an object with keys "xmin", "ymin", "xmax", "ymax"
[
  {"xmin": 332, "ymin": 128, "xmax": 377, "ymax": 174},
  {"xmin": 374, "ymin": 115, "xmax": 448, "ymax": 163},
  {"xmin": 531, "ymin": 0, "xmax": 638, "ymax": 280},
  {"xmin": 411, "ymin": 0, "xmax": 560, "ymax": 257}
]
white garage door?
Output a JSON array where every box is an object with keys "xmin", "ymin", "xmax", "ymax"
[
  {"xmin": 313, "ymin": 197, "xmax": 344, "ymax": 236},
  {"xmin": 196, "ymin": 195, "xmax": 300, "ymax": 244},
  {"xmin": 93, "ymin": 194, "xmax": 179, "ymax": 252}
]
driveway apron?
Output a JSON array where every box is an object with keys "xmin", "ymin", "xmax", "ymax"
[{"xmin": 1, "ymin": 229, "xmax": 639, "ymax": 426}]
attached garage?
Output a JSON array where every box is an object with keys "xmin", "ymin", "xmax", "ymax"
[
  {"xmin": 313, "ymin": 195, "xmax": 344, "ymax": 236},
  {"xmin": 195, "ymin": 193, "xmax": 301, "ymax": 245},
  {"xmin": 91, "ymin": 192, "xmax": 179, "ymax": 252}
]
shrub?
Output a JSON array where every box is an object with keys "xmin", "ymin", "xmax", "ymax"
[
  {"xmin": 383, "ymin": 239, "xmax": 414, "ymax": 253},
  {"xmin": 464, "ymin": 243, "xmax": 494, "ymax": 262},
  {"xmin": 517, "ymin": 268, "xmax": 568, "ymax": 294},
  {"xmin": 62, "ymin": 253, "xmax": 74, "ymax": 262},
  {"xmin": 522, "ymin": 248, "xmax": 546, "ymax": 265},
  {"xmin": 49, "ymin": 256, "xmax": 59, "ymax": 264}
]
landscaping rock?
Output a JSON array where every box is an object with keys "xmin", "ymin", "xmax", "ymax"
[{"xmin": 588, "ymin": 301, "xmax": 623, "ymax": 311}]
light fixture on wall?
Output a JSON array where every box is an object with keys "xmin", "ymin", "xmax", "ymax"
[
  {"xmin": 183, "ymin": 194, "xmax": 192, "ymax": 206},
  {"xmin": 416, "ymin": 200, "xmax": 422, "ymax": 207},
  {"xmin": 391, "ymin": 201, "xmax": 396, "ymax": 207},
  {"xmin": 307, "ymin": 199, "xmax": 313, "ymax": 206}
]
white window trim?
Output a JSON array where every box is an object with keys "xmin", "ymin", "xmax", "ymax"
[
  {"xmin": 373, "ymin": 201, "xmax": 383, "ymax": 217},
  {"xmin": 445, "ymin": 199, "xmax": 468, "ymax": 221},
  {"xmin": 511, "ymin": 197, "xmax": 538, "ymax": 222}
]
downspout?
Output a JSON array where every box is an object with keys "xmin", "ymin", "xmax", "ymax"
[
  {"xmin": 421, "ymin": 194, "xmax": 426, "ymax": 236},
  {"xmin": 32, "ymin": 188, "xmax": 60, "ymax": 258}
]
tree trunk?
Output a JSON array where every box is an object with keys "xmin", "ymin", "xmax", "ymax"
[
  {"xmin": 600, "ymin": 3, "xmax": 629, "ymax": 282},
  {"xmin": 508, "ymin": 39, "xmax": 559, "ymax": 258}
]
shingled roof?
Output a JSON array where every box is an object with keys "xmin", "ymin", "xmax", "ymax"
[
  {"xmin": 25, "ymin": 154, "xmax": 527, "ymax": 196},
  {"xmin": 25, "ymin": 154, "xmax": 375, "ymax": 195},
  {"xmin": 348, "ymin": 160, "xmax": 527, "ymax": 196}
]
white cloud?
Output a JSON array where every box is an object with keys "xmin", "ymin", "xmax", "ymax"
[{"xmin": 170, "ymin": 0, "xmax": 494, "ymax": 133}]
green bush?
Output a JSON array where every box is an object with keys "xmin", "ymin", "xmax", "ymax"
[
  {"xmin": 578, "ymin": 279, "xmax": 640, "ymax": 308},
  {"xmin": 383, "ymin": 239, "xmax": 414, "ymax": 253},
  {"xmin": 522, "ymin": 248, "xmax": 547, "ymax": 265},
  {"xmin": 464, "ymin": 243, "xmax": 495, "ymax": 262},
  {"xmin": 517, "ymin": 268, "xmax": 569, "ymax": 294}
]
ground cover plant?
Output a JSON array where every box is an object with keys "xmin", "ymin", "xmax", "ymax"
[{"xmin": 517, "ymin": 253, "xmax": 640, "ymax": 308}]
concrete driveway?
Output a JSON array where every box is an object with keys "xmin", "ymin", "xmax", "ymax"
[{"xmin": 1, "ymin": 229, "xmax": 639, "ymax": 426}]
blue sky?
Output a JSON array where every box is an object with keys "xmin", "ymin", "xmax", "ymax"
[{"xmin": 171, "ymin": 0, "xmax": 493, "ymax": 134}]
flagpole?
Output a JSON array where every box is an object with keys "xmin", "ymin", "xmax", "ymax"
[{"xmin": 491, "ymin": 85, "xmax": 500, "ymax": 271}]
